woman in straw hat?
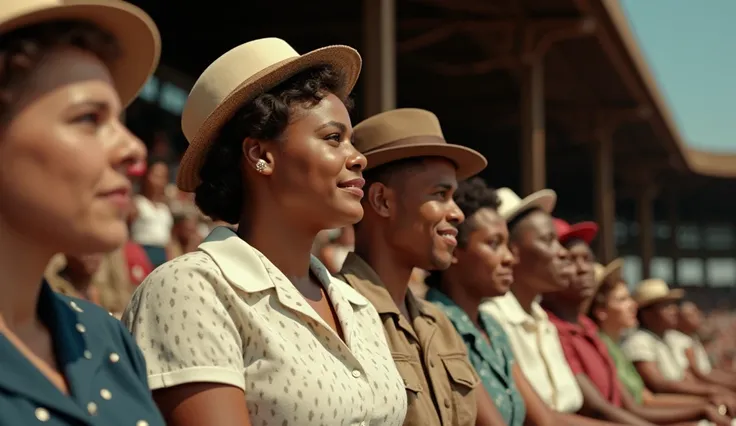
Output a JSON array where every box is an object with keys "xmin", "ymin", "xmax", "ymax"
[
  {"xmin": 0, "ymin": 0, "xmax": 162, "ymax": 424},
  {"xmin": 589, "ymin": 261, "xmax": 734, "ymax": 425},
  {"xmin": 123, "ymin": 39, "xmax": 407, "ymax": 426},
  {"xmin": 621, "ymin": 279, "xmax": 736, "ymax": 420}
]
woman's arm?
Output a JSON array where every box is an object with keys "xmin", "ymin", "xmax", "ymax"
[
  {"xmin": 634, "ymin": 361, "xmax": 715, "ymax": 396},
  {"xmin": 641, "ymin": 387, "xmax": 706, "ymax": 407},
  {"xmin": 475, "ymin": 386, "xmax": 509, "ymax": 426},
  {"xmin": 154, "ymin": 384, "xmax": 252, "ymax": 426},
  {"xmin": 510, "ymin": 364, "xmax": 555, "ymax": 426},
  {"xmin": 620, "ymin": 378, "xmax": 706, "ymax": 423},
  {"xmin": 685, "ymin": 347, "xmax": 736, "ymax": 390},
  {"xmin": 575, "ymin": 374, "xmax": 654, "ymax": 426}
]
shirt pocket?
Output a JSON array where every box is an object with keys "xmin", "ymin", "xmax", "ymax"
[
  {"xmin": 441, "ymin": 354, "xmax": 480, "ymax": 426},
  {"xmin": 392, "ymin": 352, "xmax": 424, "ymax": 403}
]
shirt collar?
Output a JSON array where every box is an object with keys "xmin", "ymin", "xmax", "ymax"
[
  {"xmin": 425, "ymin": 288, "xmax": 477, "ymax": 337},
  {"xmin": 338, "ymin": 253, "xmax": 438, "ymax": 320},
  {"xmin": 0, "ymin": 282, "xmax": 104, "ymax": 422},
  {"xmin": 198, "ymin": 227, "xmax": 367, "ymax": 307},
  {"xmin": 544, "ymin": 309, "xmax": 599, "ymax": 336},
  {"xmin": 483, "ymin": 291, "xmax": 547, "ymax": 326}
]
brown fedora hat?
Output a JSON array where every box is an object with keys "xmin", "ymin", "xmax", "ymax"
[
  {"xmin": 352, "ymin": 108, "xmax": 487, "ymax": 180},
  {"xmin": 0, "ymin": 0, "xmax": 160, "ymax": 107},
  {"xmin": 177, "ymin": 38, "xmax": 362, "ymax": 192}
]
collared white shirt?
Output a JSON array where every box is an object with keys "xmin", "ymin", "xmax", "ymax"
[
  {"xmin": 123, "ymin": 227, "xmax": 407, "ymax": 426},
  {"xmin": 480, "ymin": 292, "xmax": 584, "ymax": 413},
  {"xmin": 664, "ymin": 330, "xmax": 713, "ymax": 374},
  {"xmin": 621, "ymin": 329, "xmax": 685, "ymax": 381}
]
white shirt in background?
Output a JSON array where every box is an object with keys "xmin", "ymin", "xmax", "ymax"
[
  {"xmin": 131, "ymin": 195, "xmax": 173, "ymax": 247},
  {"xmin": 665, "ymin": 330, "xmax": 713, "ymax": 374},
  {"xmin": 480, "ymin": 292, "xmax": 584, "ymax": 414}
]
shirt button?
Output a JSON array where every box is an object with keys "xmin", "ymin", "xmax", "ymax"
[
  {"xmin": 87, "ymin": 402, "xmax": 97, "ymax": 415},
  {"xmin": 109, "ymin": 352, "xmax": 120, "ymax": 363},
  {"xmin": 76, "ymin": 323, "xmax": 86, "ymax": 333},
  {"xmin": 506, "ymin": 389, "xmax": 512, "ymax": 395},
  {"xmin": 35, "ymin": 407, "xmax": 50, "ymax": 422},
  {"xmin": 70, "ymin": 301, "xmax": 83, "ymax": 313},
  {"xmin": 351, "ymin": 369, "xmax": 361, "ymax": 378},
  {"xmin": 137, "ymin": 422, "xmax": 149, "ymax": 426},
  {"xmin": 84, "ymin": 350, "xmax": 92, "ymax": 360},
  {"xmin": 100, "ymin": 389, "xmax": 112, "ymax": 400},
  {"xmin": 444, "ymin": 398, "xmax": 451, "ymax": 408}
]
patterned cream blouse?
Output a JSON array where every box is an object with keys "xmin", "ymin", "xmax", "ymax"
[{"xmin": 122, "ymin": 227, "xmax": 407, "ymax": 426}]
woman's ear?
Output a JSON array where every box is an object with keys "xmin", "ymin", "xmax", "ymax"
[{"xmin": 243, "ymin": 137, "xmax": 274, "ymax": 176}]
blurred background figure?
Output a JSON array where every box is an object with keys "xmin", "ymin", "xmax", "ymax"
[{"xmin": 130, "ymin": 158, "xmax": 173, "ymax": 267}]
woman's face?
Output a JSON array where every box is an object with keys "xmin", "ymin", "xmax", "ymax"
[
  {"xmin": 144, "ymin": 161, "xmax": 169, "ymax": 198},
  {"xmin": 454, "ymin": 208, "xmax": 515, "ymax": 298},
  {"xmin": 266, "ymin": 93, "xmax": 367, "ymax": 230},
  {"xmin": 596, "ymin": 282, "xmax": 638, "ymax": 330},
  {"xmin": 0, "ymin": 47, "xmax": 146, "ymax": 255}
]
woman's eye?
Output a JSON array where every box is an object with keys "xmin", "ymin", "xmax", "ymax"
[
  {"xmin": 325, "ymin": 133, "xmax": 341, "ymax": 142},
  {"xmin": 73, "ymin": 112, "xmax": 100, "ymax": 125}
]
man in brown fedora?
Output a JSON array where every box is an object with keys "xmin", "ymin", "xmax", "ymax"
[{"xmin": 335, "ymin": 108, "xmax": 503, "ymax": 425}]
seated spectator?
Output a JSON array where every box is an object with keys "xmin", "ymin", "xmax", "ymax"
[
  {"xmin": 544, "ymin": 220, "xmax": 728, "ymax": 425},
  {"xmin": 428, "ymin": 179, "xmax": 614, "ymax": 426},
  {"xmin": 166, "ymin": 212, "xmax": 203, "ymax": 259},
  {"xmin": 130, "ymin": 158, "xmax": 173, "ymax": 267},
  {"xmin": 480, "ymin": 189, "xmax": 590, "ymax": 418},
  {"xmin": 622, "ymin": 280, "xmax": 736, "ymax": 417},
  {"xmin": 668, "ymin": 302, "xmax": 736, "ymax": 390}
]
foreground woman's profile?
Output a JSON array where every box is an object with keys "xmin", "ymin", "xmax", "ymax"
[{"xmin": 0, "ymin": 0, "xmax": 163, "ymax": 425}]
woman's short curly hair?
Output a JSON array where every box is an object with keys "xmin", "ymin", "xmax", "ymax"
[
  {"xmin": 194, "ymin": 65, "xmax": 351, "ymax": 224},
  {"xmin": 0, "ymin": 20, "xmax": 119, "ymax": 122},
  {"xmin": 454, "ymin": 177, "xmax": 501, "ymax": 247}
]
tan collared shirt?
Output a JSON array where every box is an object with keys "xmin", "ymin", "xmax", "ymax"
[
  {"xmin": 336, "ymin": 253, "xmax": 479, "ymax": 426},
  {"xmin": 480, "ymin": 292, "xmax": 583, "ymax": 413},
  {"xmin": 123, "ymin": 227, "xmax": 407, "ymax": 426}
]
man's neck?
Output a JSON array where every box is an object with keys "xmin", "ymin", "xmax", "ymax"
[
  {"xmin": 509, "ymin": 279, "xmax": 539, "ymax": 315},
  {"xmin": 354, "ymin": 241, "xmax": 414, "ymax": 309},
  {"xmin": 541, "ymin": 298, "xmax": 581, "ymax": 323}
]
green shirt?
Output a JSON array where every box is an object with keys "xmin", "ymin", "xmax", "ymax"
[
  {"xmin": 599, "ymin": 332, "xmax": 646, "ymax": 404},
  {"xmin": 427, "ymin": 289, "xmax": 526, "ymax": 426}
]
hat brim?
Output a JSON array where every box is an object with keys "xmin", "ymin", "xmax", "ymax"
[
  {"xmin": 560, "ymin": 221, "xmax": 599, "ymax": 245},
  {"xmin": 636, "ymin": 289, "xmax": 684, "ymax": 308},
  {"xmin": 0, "ymin": 1, "xmax": 160, "ymax": 108},
  {"xmin": 362, "ymin": 143, "xmax": 487, "ymax": 181},
  {"xmin": 176, "ymin": 45, "xmax": 362, "ymax": 192},
  {"xmin": 602, "ymin": 258, "xmax": 623, "ymax": 284},
  {"xmin": 503, "ymin": 189, "xmax": 557, "ymax": 221}
]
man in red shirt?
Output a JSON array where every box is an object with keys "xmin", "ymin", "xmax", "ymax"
[{"xmin": 542, "ymin": 219, "xmax": 727, "ymax": 425}]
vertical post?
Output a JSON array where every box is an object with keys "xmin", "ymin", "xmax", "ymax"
[
  {"xmin": 362, "ymin": 0, "xmax": 396, "ymax": 117},
  {"xmin": 637, "ymin": 185, "xmax": 655, "ymax": 279},
  {"xmin": 520, "ymin": 55, "xmax": 546, "ymax": 195},
  {"xmin": 594, "ymin": 130, "xmax": 616, "ymax": 263},
  {"xmin": 667, "ymin": 191, "xmax": 680, "ymax": 286}
]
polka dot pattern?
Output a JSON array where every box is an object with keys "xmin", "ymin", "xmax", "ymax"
[{"xmin": 123, "ymin": 228, "xmax": 407, "ymax": 425}]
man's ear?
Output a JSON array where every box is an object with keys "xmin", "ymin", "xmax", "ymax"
[
  {"xmin": 366, "ymin": 182, "xmax": 395, "ymax": 219},
  {"xmin": 243, "ymin": 137, "xmax": 275, "ymax": 175}
]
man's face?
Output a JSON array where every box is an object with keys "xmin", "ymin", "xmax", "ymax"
[
  {"xmin": 510, "ymin": 210, "xmax": 573, "ymax": 294},
  {"xmin": 560, "ymin": 239, "xmax": 597, "ymax": 302},
  {"xmin": 377, "ymin": 158, "xmax": 464, "ymax": 271}
]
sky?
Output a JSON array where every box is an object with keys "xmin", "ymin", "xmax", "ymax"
[{"xmin": 620, "ymin": 0, "xmax": 736, "ymax": 153}]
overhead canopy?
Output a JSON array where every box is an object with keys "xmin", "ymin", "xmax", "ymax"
[{"xmin": 128, "ymin": 0, "xmax": 736, "ymax": 222}]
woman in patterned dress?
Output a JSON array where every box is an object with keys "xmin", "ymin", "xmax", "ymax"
[{"xmin": 123, "ymin": 38, "xmax": 407, "ymax": 426}]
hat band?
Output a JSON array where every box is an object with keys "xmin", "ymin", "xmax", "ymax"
[{"xmin": 363, "ymin": 135, "xmax": 446, "ymax": 153}]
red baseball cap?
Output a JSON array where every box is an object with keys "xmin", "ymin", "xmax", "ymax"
[{"xmin": 554, "ymin": 218, "xmax": 599, "ymax": 245}]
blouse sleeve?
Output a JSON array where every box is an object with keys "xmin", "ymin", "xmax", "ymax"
[
  {"xmin": 122, "ymin": 259, "xmax": 245, "ymax": 391},
  {"xmin": 621, "ymin": 331, "xmax": 657, "ymax": 363}
]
